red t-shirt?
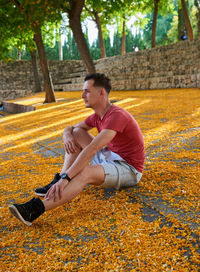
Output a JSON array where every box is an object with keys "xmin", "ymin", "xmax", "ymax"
[{"xmin": 85, "ymin": 104, "xmax": 145, "ymax": 172}]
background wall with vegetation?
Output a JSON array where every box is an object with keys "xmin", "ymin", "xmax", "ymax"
[{"xmin": 0, "ymin": 38, "xmax": 199, "ymax": 101}]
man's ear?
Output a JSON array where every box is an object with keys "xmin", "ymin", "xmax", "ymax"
[{"xmin": 100, "ymin": 88, "xmax": 106, "ymax": 96}]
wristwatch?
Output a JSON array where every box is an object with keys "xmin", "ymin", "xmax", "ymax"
[{"xmin": 61, "ymin": 173, "xmax": 71, "ymax": 182}]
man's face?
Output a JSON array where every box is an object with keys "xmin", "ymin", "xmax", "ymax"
[{"xmin": 82, "ymin": 79, "xmax": 101, "ymax": 108}]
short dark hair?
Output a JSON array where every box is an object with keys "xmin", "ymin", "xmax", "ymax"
[{"xmin": 84, "ymin": 73, "xmax": 112, "ymax": 94}]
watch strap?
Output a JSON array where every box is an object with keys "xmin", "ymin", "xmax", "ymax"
[{"xmin": 61, "ymin": 173, "xmax": 71, "ymax": 182}]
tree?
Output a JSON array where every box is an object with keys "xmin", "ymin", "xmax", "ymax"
[
  {"xmin": 181, "ymin": 0, "xmax": 194, "ymax": 39},
  {"xmin": 104, "ymin": 36, "xmax": 113, "ymax": 57},
  {"xmin": 112, "ymin": 0, "xmax": 136, "ymax": 55},
  {"xmin": 30, "ymin": 49, "xmax": 41, "ymax": 92},
  {"xmin": 126, "ymin": 28, "xmax": 134, "ymax": 52},
  {"xmin": 84, "ymin": 0, "xmax": 114, "ymax": 59},
  {"xmin": 133, "ymin": 30, "xmax": 146, "ymax": 50},
  {"xmin": 111, "ymin": 0, "xmax": 147, "ymax": 55},
  {"xmin": 62, "ymin": 0, "xmax": 95, "ymax": 73},
  {"xmin": 194, "ymin": 0, "xmax": 200, "ymax": 35},
  {"xmin": 167, "ymin": 0, "xmax": 196, "ymax": 42},
  {"xmin": 1, "ymin": 0, "xmax": 62, "ymax": 102},
  {"xmin": 178, "ymin": 0, "xmax": 187, "ymax": 39},
  {"xmin": 90, "ymin": 39, "xmax": 101, "ymax": 60},
  {"xmin": 84, "ymin": 0, "xmax": 105, "ymax": 58},
  {"xmin": 121, "ymin": 17, "xmax": 126, "ymax": 55},
  {"xmin": 151, "ymin": 0, "xmax": 159, "ymax": 47},
  {"xmin": 141, "ymin": 0, "xmax": 174, "ymax": 48},
  {"xmin": 112, "ymin": 31, "xmax": 121, "ymax": 55},
  {"xmin": 34, "ymin": 26, "xmax": 55, "ymax": 102},
  {"xmin": 63, "ymin": 30, "xmax": 81, "ymax": 60}
]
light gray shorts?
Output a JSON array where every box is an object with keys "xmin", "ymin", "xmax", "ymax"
[{"xmin": 91, "ymin": 148, "xmax": 142, "ymax": 190}]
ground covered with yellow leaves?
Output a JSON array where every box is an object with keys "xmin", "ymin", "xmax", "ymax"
[{"xmin": 0, "ymin": 88, "xmax": 200, "ymax": 271}]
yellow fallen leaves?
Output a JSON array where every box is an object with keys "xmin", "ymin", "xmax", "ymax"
[{"xmin": 0, "ymin": 88, "xmax": 200, "ymax": 271}]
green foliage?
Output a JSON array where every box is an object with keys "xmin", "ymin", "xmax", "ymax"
[
  {"xmin": 167, "ymin": 0, "xmax": 198, "ymax": 43},
  {"xmin": 83, "ymin": 0, "xmax": 115, "ymax": 40},
  {"xmin": 90, "ymin": 40, "xmax": 101, "ymax": 60},
  {"xmin": 112, "ymin": 31, "xmax": 122, "ymax": 55},
  {"xmin": 142, "ymin": 12, "xmax": 174, "ymax": 48},
  {"xmin": 0, "ymin": 0, "xmax": 63, "ymax": 61},
  {"xmin": 104, "ymin": 36, "xmax": 113, "ymax": 57},
  {"xmin": 1, "ymin": 0, "xmax": 196, "ymax": 63},
  {"xmin": 63, "ymin": 30, "xmax": 80, "ymax": 60},
  {"xmin": 167, "ymin": 14, "xmax": 179, "ymax": 43}
]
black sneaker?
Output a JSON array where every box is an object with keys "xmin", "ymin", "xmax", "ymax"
[
  {"xmin": 35, "ymin": 173, "xmax": 61, "ymax": 196},
  {"xmin": 9, "ymin": 197, "xmax": 45, "ymax": 226}
]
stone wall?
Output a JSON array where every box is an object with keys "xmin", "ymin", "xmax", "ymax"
[
  {"xmin": 0, "ymin": 39, "xmax": 199, "ymax": 101},
  {"xmin": 96, "ymin": 39, "xmax": 200, "ymax": 90},
  {"xmin": 0, "ymin": 60, "xmax": 84, "ymax": 100}
]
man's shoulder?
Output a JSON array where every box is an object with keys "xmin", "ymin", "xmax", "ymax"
[
  {"xmin": 109, "ymin": 104, "xmax": 132, "ymax": 117},
  {"xmin": 110, "ymin": 104, "xmax": 125, "ymax": 113}
]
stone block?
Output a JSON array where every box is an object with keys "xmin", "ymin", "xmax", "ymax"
[{"xmin": 2, "ymin": 101, "xmax": 35, "ymax": 114}]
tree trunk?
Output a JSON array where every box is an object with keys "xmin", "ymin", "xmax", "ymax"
[
  {"xmin": 58, "ymin": 28, "xmax": 63, "ymax": 60},
  {"xmin": 58, "ymin": 40, "xmax": 63, "ymax": 60},
  {"xmin": 69, "ymin": 0, "xmax": 95, "ymax": 74},
  {"xmin": 178, "ymin": 0, "xmax": 187, "ymax": 40},
  {"xmin": 194, "ymin": 0, "xmax": 200, "ymax": 36},
  {"xmin": 181, "ymin": 0, "xmax": 194, "ymax": 40},
  {"xmin": 17, "ymin": 49, "xmax": 21, "ymax": 60},
  {"xmin": 30, "ymin": 49, "xmax": 41, "ymax": 93},
  {"xmin": 12, "ymin": 0, "xmax": 55, "ymax": 102},
  {"xmin": 121, "ymin": 19, "xmax": 126, "ymax": 55},
  {"xmin": 94, "ymin": 11, "xmax": 106, "ymax": 58},
  {"xmin": 34, "ymin": 27, "xmax": 56, "ymax": 103},
  {"xmin": 151, "ymin": 0, "xmax": 159, "ymax": 48}
]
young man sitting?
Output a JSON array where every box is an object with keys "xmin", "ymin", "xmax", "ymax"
[{"xmin": 9, "ymin": 73, "xmax": 145, "ymax": 226}]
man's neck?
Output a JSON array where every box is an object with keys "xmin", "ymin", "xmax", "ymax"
[{"xmin": 94, "ymin": 101, "xmax": 112, "ymax": 120}]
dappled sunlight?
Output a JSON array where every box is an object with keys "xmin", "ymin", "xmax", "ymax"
[
  {"xmin": 0, "ymin": 98, "xmax": 84, "ymax": 126},
  {"xmin": 0, "ymin": 110, "xmax": 93, "ymax": 153},
  {"xmin": 1, "ymin": 89, "xmax": 200, "ymax": 271},
  {"xmin": 114, "ymin": 97, "xmax": 137, "ymax": 104},
  {"xmin": 144, "ymin": 121, "xmax": 176, "ymax": 146},
  {"xmin": 0, "ymin": 128, "xmax": 65, "ymax": 154},
  {"xmin": 122, "ymin": 99, "xmax": 151, "ymax": 111},
  {"xmin": 191, "ymin": 107, "xmax": 200, "ymax": 117}
]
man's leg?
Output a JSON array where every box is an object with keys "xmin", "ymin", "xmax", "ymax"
[
  {"xmin": 60, "ymin": 127, "xmax": 94, "ymax": 174},
  {"xmin": 35, "ymin": 128, "xmax": 94, "ymax": 196},
  {"xmin": 9, "ymin": 128, "xmax": 100, "ymax": 225},
  {"xmin": 44, "ymin": 164, "xmax": 105, "ymax": 211},
  {"xmin": 9, "ymin": 164, "xmax": 105, "ymax": 226}
]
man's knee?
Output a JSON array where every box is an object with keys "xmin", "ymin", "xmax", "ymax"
[
  {"xmin": 79, "ymin": 165, "xmax": 105, "ymax": 186},
  {"xmin": 78, "ymin": 165, "xmax": 91, "ymax": 185},
  {"xmin": 72, "ymin": 127, "xmax": 85, "ymax": 139},
  {"xmin": 72, "ymin": 127, "xmax": 93, "ymax": 148}
]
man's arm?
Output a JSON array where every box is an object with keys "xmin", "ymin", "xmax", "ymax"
[
  {"xmin": 45, "ymin": 128, "xmax": 117, "ymax": 201},
  {"xmin": 63, "ymin": 121, "xmax": 91, "ymax": 154},
  {"xmin": 66, "ymin": 129, "xmax": 117, "ymax": 179}
]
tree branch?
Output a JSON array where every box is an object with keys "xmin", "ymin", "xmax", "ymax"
[{"xmin": 84, "ymin": 5, "xmax": 96, "ymax": 22}]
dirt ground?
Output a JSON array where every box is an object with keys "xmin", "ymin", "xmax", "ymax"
[{"xmin": 0, "ymin": 88, "xmax": 200, "ymax": 271}]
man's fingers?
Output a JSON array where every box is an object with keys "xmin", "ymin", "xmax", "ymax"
[
  {"xmin": 45, "ymin": 181, "xmax": 68, "ymax": 202},
  {"xmin": 58, "ymin": 185, "xmax": 62, "ymax": 200},
  {"xmin": 54, "ymin": 184, "xmax": 59, "ymax": 202},
  {"xmin": 64, "ymin": 140, "xmax": 80, "ymax": 154},
  {"xmin": 45, "ymin": 185, "xmax": 55, "ymax": 200}
]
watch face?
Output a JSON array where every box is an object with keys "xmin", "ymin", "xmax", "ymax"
[{"xmin": 61, "ymin": 174, "xmax": 67, "ymax": 179}]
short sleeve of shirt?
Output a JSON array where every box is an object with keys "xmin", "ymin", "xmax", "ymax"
[
  {"xmin": 85, "ymin": 113, "xmax": 96, "ymax": 128},
  {"xmin": 85, "ymin": 109, "xmax": 128, "ymax": 133}
]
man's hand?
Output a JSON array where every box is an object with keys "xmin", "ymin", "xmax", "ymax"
[
  {"xmin": 45, "ymin": 179, "xmax": 68, "ymax": 202},
  {"xmin": 63, "ymin": 135, "xmax": 80, "ymax": 154}
]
